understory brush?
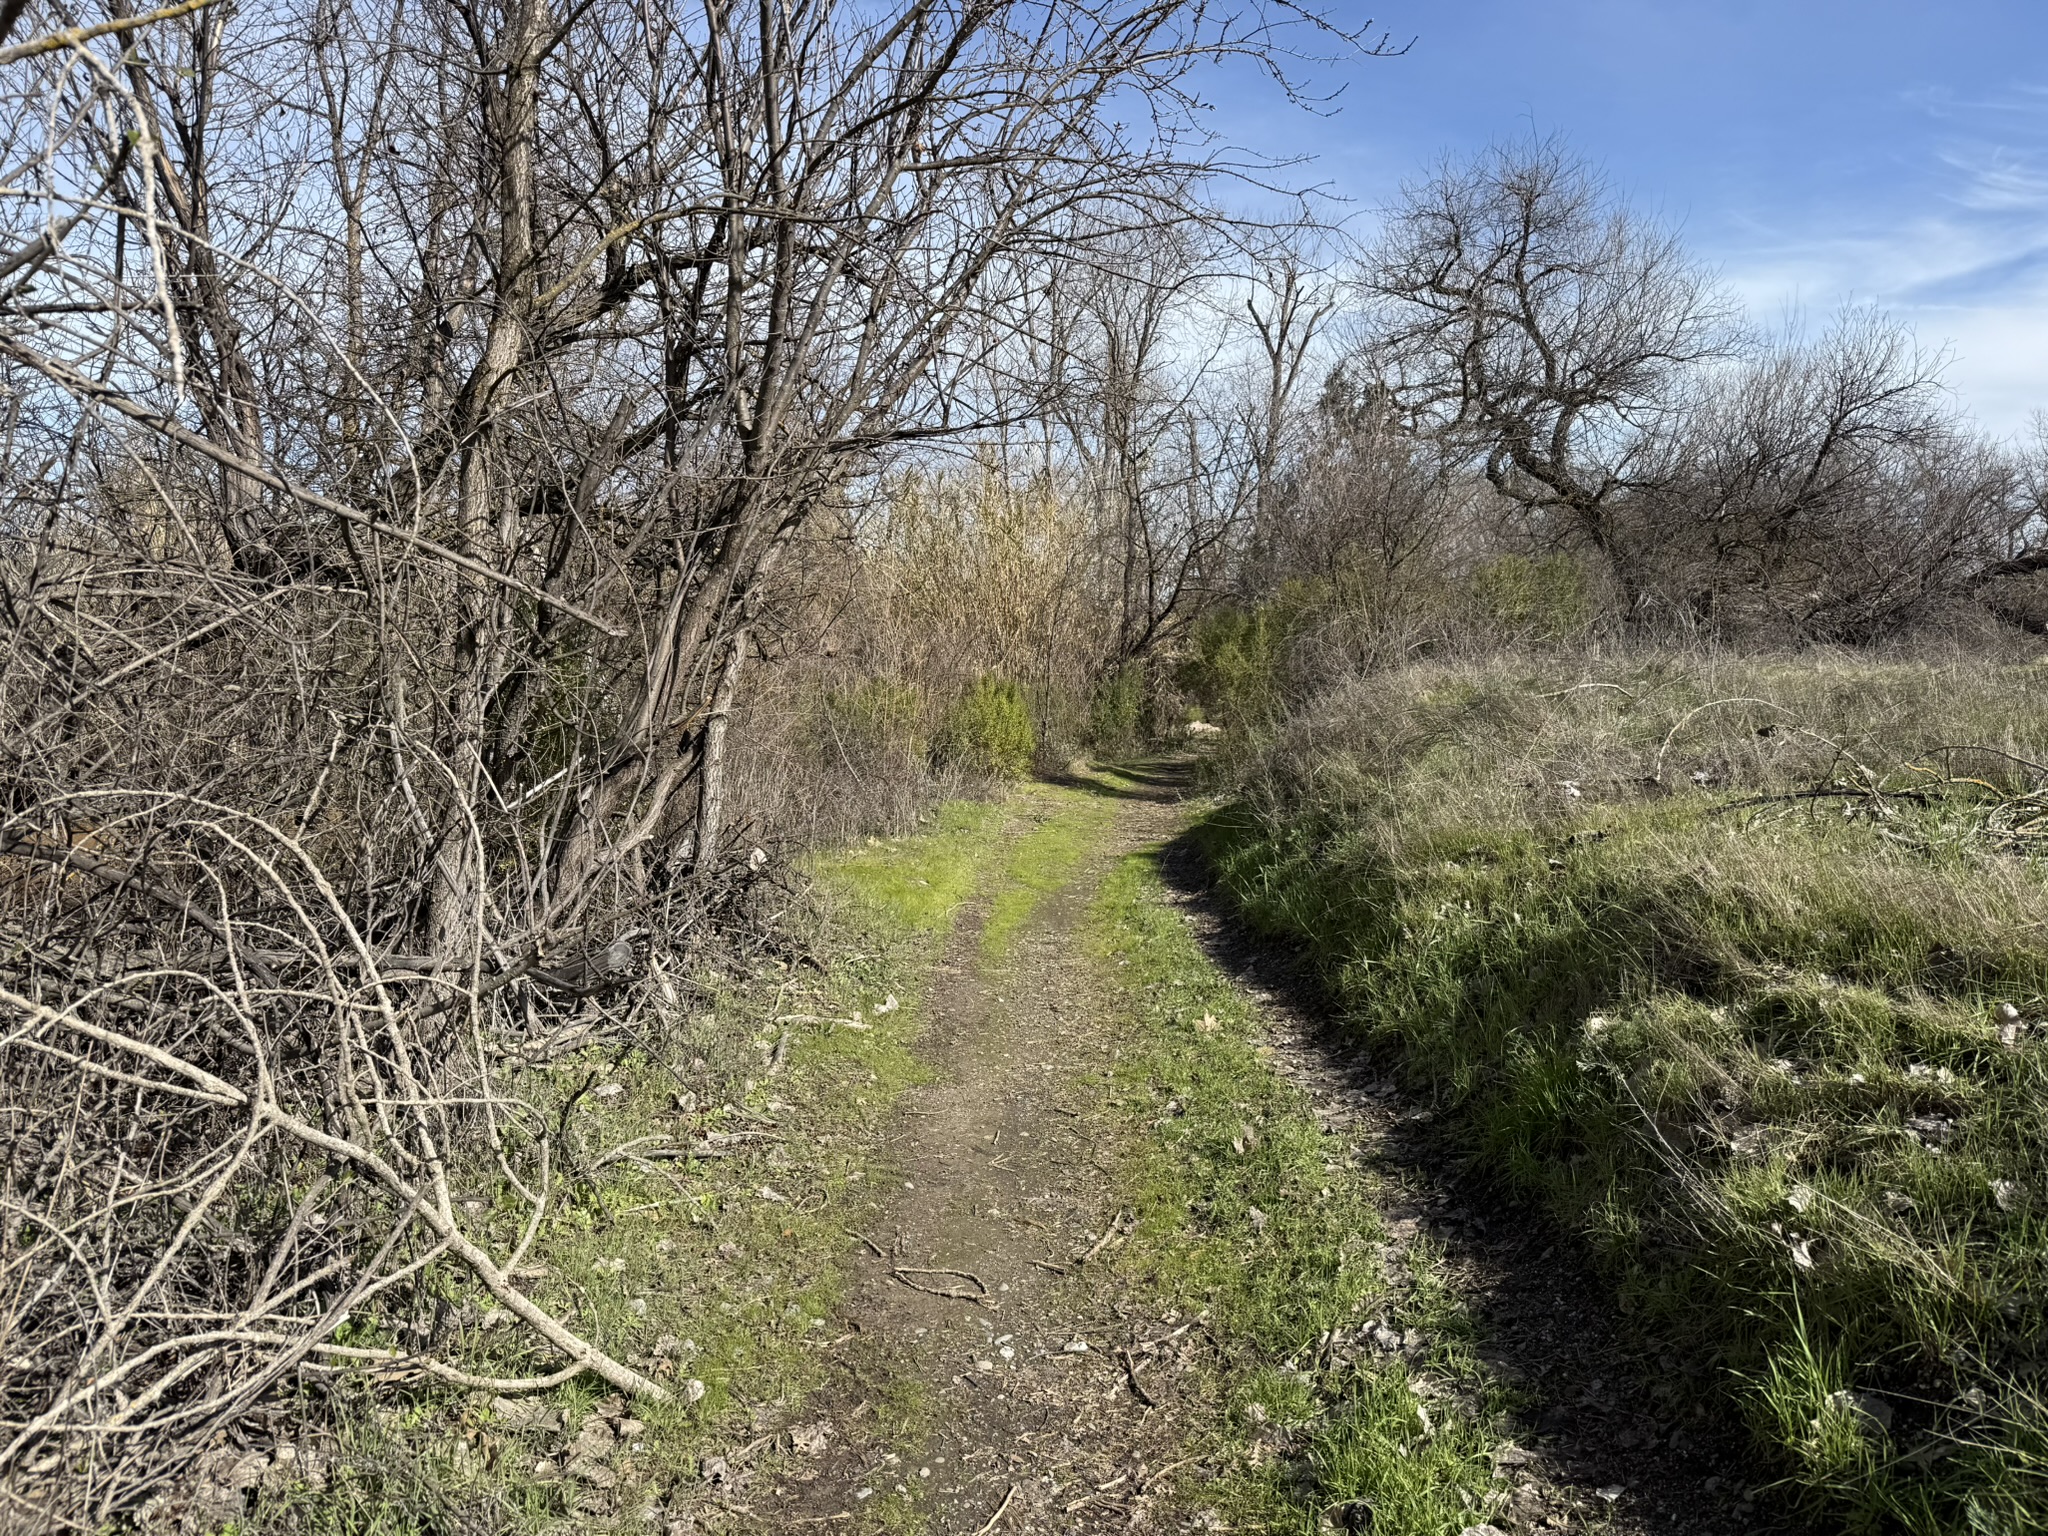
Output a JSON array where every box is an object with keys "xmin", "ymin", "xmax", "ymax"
[
  {"xmin": 1200, "ymin": 651, "xmax": 2048, "ymax": 1534},
  {"xmin": 233, "ymin": 805, "xmax": 1005, "ymax": 1535}
]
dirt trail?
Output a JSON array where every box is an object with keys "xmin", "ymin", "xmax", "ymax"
[
  {"xmin": 751, "ymin": 784, "xmax": 1194, "ymax": 1534},
  {"xmin": 741, "ymin": 770, "xmax": 1774, "ymax": 1536}
]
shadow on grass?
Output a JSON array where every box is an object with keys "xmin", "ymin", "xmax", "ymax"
[
  {"xmin": 1140, "ymin": 821, "xmax": 1795, "ymax": 1536},
  {"xmin": 1041, "ymin": 754, "xmax": 1201, "ymax": 802}
]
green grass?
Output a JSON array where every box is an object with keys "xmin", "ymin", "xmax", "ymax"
[
  {"xmin": 980, "ymin": 782, "xmax": 1119, "ymax": 958},
  {"xmin": 1086, "ymin": 849, "xmax": 1511, "ymax": 1534},
  {"xmin": 1201, "ymin": 653, "xmax": 2048, "ymax": 1535}
]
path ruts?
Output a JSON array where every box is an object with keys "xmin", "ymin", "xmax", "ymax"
[{"xmin": 732, "ymin": 767, "xmax": 1779, "ymax": 1535}]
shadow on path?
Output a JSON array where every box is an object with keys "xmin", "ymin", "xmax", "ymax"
[{"xmin": 1142, "ymin": 812, "xmax": 1795, "ymax": 1536}]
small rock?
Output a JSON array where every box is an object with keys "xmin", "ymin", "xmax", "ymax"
[
  {"xmin": 1596, "ymin": 1484, "xmax": 1625, "ymax": 1501},
  {"xmin": 1906, "ymin": 1115, "xmax": 1954, "ymax": 1145},
  {"xmin": 1064, "ymin": 1340, "xmax": 1089, "ymax": 1353},
  {"xmin": 700, "ymin": 1454, "xmax": 729, "ymax": 1484},
  {"xmin": 684, "ymin": 1378, "xmax": 707, "ymax": 1403},
  {"xmin": 1827, "ymin": 1389, "xmax": 1893, "ymax": 1435},
  {"xmin": 1991, "ymin": 1179, "xmax": 2024, "ymax": 1212},
  {"xmin": 594, "ymin": 1082, "xmax": 624, "ymax": 1099},
  {"xmin": 1459, "ymin": 1527, "xmax": 1508, "ymax": 1536}
]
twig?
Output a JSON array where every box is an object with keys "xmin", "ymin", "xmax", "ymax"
[
  {"xmin": 970, "ymin": 1484, "xmax": 1018, "ymax": 1535},
  {"xmin": 1076, "ymin": 1213, "xmax": 1129, "ymax": 1265},
  {"xmin": 846, "ymin": 1229, "xmax": 886, "ymax": 1258},
  {"xmin": 890, "ymin": 1267, "xmax": 988, "ymax": 1301},
  {"xmin": 1118, "ymin": 1346, "xmax": 1157, "ymax": 1407}
]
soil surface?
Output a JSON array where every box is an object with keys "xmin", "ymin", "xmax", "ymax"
[
  {"xmin": 735, "ymin": 769, "xmax": 1786, "ymax": 1535},
  {"xmin": 749, "ymin": 787, "xmax": 1198, "ymax": 1534}
]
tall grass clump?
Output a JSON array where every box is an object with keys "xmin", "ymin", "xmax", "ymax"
[{"xmin": 1201, "ymin": 651, "xmax": 2048, "ymax": 1534}]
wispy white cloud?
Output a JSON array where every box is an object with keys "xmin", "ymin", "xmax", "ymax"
[{"xmin": 1712, "ymin": 88, "xmax": 2048, "ymax": 435}]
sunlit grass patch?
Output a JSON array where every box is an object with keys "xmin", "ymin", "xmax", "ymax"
[
  {"xmin": 1202, "ymin": 653, "xmax": 2048, "ymax": 1534},
  {"xmin": 980, "ymin": 782, "xmax": 1119, "ymax": 958},
  {"xmin": 1086, "ymin": 850, "xmax": 1507, "ymax": 1535}
]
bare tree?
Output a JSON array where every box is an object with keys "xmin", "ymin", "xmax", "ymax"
[
  {"xmin": 1365, "ymin": 137, "xmax": 1735, "ymax": 601},
  {"xmin": 1627, "ymin": 313, "xmax": 2021, "ymax": 640},
  {"xmin": 0, "ymin": 0, "xmax": 1344, "ymax": 1519}
]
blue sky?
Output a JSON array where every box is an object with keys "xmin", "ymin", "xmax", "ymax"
[{"xmin": 1202, "ymin": 1, "xmax": 2048, "ymax": 436}]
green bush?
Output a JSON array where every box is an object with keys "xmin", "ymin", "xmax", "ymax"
[
  {"xmin": 1469, "ymin": 553, "xmax": 1594, "ymax": 641},
  {"xmin": 1087, "ymin": 663, "xmax": 1146, "ymax": 754},
  {"xmin": 1177, "ymin": 585, "xmax": 1320, "ymax": 729},
  {"xmin": 933, "ymin": 675, "xmax": 1035, "ymax": 778}
]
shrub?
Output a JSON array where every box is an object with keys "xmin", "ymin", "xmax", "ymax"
[
  {"xmin": 934, "ymin": 675, "xmax": 1036, "ymax": 778},
  {"xmin": 1087, "ymin": 663, "xmax": 1147, "ymax": 754},
  {"xmin": 1469, "ymin": 553, "xmax": 1594, "ymax": 641},
  {"xmin": 1178, "ymin": 586, "xmax": 1319, "ymax": 728},
  {"xmin": 822, "ymin": 677, "xmax": 927, "ymax": 761}
]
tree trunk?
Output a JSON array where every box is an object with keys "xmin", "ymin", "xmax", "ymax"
[{"xmin": 691, "ymin": 627, "xmax": 750, "ymax": 884}]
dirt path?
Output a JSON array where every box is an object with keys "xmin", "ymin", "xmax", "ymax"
[
  {"xmin": 750, "ymin": 785, "xmax": 1194, "ymax": 1534},
  {"xmin": 737, "ymin": 770, "xmax": 1776, "ymax": 1536}
]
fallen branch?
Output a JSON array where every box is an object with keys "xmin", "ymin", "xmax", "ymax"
[
  {"xmin": 970, "ymin": 1483, "xmax": 1018, "ymax": 1536},
  {"xmin": 890, "ymin": 1266, "xmax": 988, "ymax": 1302}
]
